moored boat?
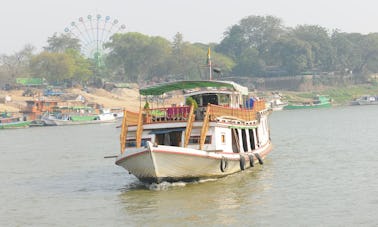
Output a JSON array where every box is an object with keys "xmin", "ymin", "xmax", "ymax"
[
  {"xmin": 350, "ymin": 95, "xmax": 378, "ymax": 105},
  {"xmin": 0, "ymin": 112, "xmax": 30, "ymax": 129},
  {"xmin": 267, "ymin": 93, "xmax": 288, "ymax": 111},
  {"xmin": 42, "ymin": 111, "xmax": 116, "ymax": 126},
  {"xmin": 115, "ymin": 80, "xmax": 273, "ymax": 183},
  {"xmin": 284, "ymin": 95, "xmax": 331, "ymax": 110}
]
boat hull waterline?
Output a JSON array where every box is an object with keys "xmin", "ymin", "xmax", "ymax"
[{"xmin": 116, "ymin": 141, "xmax": 272, "ymax": 184}]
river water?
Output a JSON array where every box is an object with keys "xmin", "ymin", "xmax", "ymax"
[{"xmin": 1, "ymin": 105, "xmax": 377, "ymax": 226}]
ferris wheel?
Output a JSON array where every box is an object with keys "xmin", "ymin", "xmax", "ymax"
[{"xmin": 64, "ymin": 14, "xmax": 126, "ymax": 61}]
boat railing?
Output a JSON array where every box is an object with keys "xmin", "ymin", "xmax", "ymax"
[
  {"xmin": 208, "ymin": 100, "xmax": 265, "ymax": 122},
  {"xmin": 144, "ymin": 106, "xmax": 191, "ymax": 123},
  {"xmin": 124, "ymin": 110, "xmax": 140, "ymax": 126},
  {"xmin": 125, "ymin": 100, "xmax": 266, "ymax": 126},
  {"xmin": 120, "ymin": 100, "xmax": 267, "ymax": 153}
]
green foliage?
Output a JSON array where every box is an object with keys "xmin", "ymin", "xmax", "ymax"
[
  {"xmin": 44, "ymin": 33, "xmax": 81, "ymax": 53},
  {"xmin": 144, "ymin": 101, "xmax": 150, "ymax": 110},
  {"xmin": 30, "ymin": 51, "xmax": 74, "ymax": 84},
  {"xmin": 185, "ymin": 97, "xmax": 198, "ymax": 110},
  {"xmin": 30, "ymin": 50, "xmax": 92, "ymax": 85},
  {"xmin": 105, "ymin": 32, "xmax": 234, "ymax": 83},
  {"xmin": 5, "ymin": 14, "xmax": 378, "ymax": 87}
]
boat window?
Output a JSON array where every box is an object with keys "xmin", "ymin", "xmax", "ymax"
[
  {"xmin": 241, "ymin": 129, "xmax": 248, "ymax": 152},
  {"xmin": 221, "ymin": 133, "xmax": 226, "ymax": 144},
  {"xmin": 191, "ymin": 95, "xmax": 202, "ymax": 106},
  {"xmin": 218, "ymin": 94, "xmax": 230, "ymax": 105},
  {"xmin": 188, "ymin": 136, "xmax": 211, "ymax": 144},
  {"xmin": 155, "ymin": 131, "xmax": 183, "ymax": 146},
  {"xmin": 255, "ymin": 128, "xmax": 260, "ymax": 147},
  {"xmin": 125, "ymin": 138, "xmax": 151, "ymax": 148},
  {"xmin": 231, "ymin": 128, "xmax": 240, "ymax": 153},
  {"xmin": 248, "ymin": 129, "xmax": 255, "ymax": 150},
  {"xmin": 202, "ymin": 94, "xmax": 218, "ymax": 106}
]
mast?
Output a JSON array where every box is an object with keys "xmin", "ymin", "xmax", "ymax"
[{"xmin": 207, "ymin": 47, "xmax": 212, "ymax": 80}]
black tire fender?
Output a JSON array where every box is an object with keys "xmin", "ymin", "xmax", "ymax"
[
  {"xmin": 254, "ymin": 153, "xmax": 264, "ymax": 165},
  {"xmin": 220, "ymin": 156, "xmax": 228, "ymax": 172},
  {"xmin": 239, "ymin": 155, "xmax": 246, "ymax": 171},
  {"xmin": 248, "ymin": 154, "xmax": 254, "ymax": 167}
]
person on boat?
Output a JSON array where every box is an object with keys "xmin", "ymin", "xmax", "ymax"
[{"xmin": 246, "ymin": 97, "xmax": 255, "ymax": 109}]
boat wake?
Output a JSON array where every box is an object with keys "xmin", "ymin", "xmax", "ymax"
[
  {"xmin": 146, "ymin": 178, "xmax": 219, "ymax": 190},
  {"xmin": 147, "ymin": 181, "xmax": 187, "ymax": 191}
]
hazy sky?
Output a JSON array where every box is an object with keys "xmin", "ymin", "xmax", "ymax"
[{"xmin": 1, "ymin": 0, "xmax": 378, "ymax": 54}]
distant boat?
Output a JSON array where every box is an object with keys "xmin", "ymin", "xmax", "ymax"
[
  {"xmin": 350, "ymin": 95, "xmax": 378, "ymax": 105},
  {"xmin": 0, "ymin": 112, "xmax": 30, "ymax": 129},
  {"xmin": 42, "ymin": 111, "xmax": 116, "ymax": 126},
  {"xmin": 267, "ymin": 93, "xmax": 288, "ymax": 111},
  {"xmin": 284, "ymin": 95, "xmax": 332, "ymax": 110}
]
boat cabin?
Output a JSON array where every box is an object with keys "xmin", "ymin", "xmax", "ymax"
[
  {"xmin": 120, "ymin": 80, "xmax": 269, "ymax": 154},
  {"xmin": 20, "ymin": 100, "xmax": 58, "ymax": 120}
]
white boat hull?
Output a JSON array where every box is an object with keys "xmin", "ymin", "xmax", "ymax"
[
  {"xmin": 116, "ymin": 141, "xmax": 272, "ymax": 183},
  {"xmin": 42, "ymin": 116, "xmax": 116, "ymax": 126}
]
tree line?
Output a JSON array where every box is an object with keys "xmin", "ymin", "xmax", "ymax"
[{"xmin": 1, "ymin": 15, "xmax": 378, "ymax": 87}]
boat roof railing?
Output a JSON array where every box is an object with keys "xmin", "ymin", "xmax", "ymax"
[{"xmin": 139, "ymin": 80, "xmax": 249, "ymax": 96}]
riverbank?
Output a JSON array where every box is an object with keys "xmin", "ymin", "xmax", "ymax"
[
  {"xmin": 0, "ymin": 87, "xmax": 141, "ymax": 113},
  {"xmin": 1, "ymin": 83, "xmax": 378, "ymax": 113},
  {"xmin": 266, "ymin": 83, "xmax": 378, "ymax": 106}
]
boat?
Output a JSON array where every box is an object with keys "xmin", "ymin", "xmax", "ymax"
[
  {"xmin": 350, "ymin": 95, "xmax": 378, "ymax": 105},
  {"xmin": 267, "ymin": 92, "xmax": 288, "ymax": 111},
  {"xmin": 20, "ymin": 100, "xmax": 59, "ymax": 121},
  {"xmin": 284, "ymin": 95, "xmax": 331, "ymax": 110},
  {"xmin": 0, "ymin": 112, "xmax": 30, "ymax": 129},
  {"xmin": 115, "ymin": 80, "xmax": 273, "ymax": 184},
  {"xmin": 41, "ymin": 110, "xmax": 116, "ymax": 126}
]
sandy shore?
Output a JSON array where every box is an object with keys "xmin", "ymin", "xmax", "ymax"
[{"xmin": 0, "ymin": 87, "xmax": 142, "ymax": 113}]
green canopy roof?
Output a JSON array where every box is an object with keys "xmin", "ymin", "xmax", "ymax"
[{"xmin": 139, "ymin": 80, "xmax": 248, "ymax": 96}]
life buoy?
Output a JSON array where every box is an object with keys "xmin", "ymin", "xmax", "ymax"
[
  {"xmin": 254, "ymin": 153, "xmax": 264, "ymax": 165},
  {"xmin": 248, "ymin": 154, "xmax": 254, "ymax": 167},
  {"xmin": 239, "ymin": 155, "xmax": 245, "ymax": 171},
  {"xmin": 220, "ymin": 157, "xmax": 228, "ymax": 172}
]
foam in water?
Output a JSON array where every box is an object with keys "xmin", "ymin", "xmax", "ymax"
[{"xmin": 147, "ymin": 181, "xmax": 187, "ymax": 190}]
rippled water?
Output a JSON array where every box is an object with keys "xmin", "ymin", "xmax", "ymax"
[{"xmin": 1, "ymin": 106, "xmax": 377, "ymax": 226}]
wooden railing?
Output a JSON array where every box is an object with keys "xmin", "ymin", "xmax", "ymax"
[
  {"xmin": 184, "ymin": 105, "xmax": 195, "ymax": 147},
  {"xmin": 124, "ymin": 110, "xmax": 140, "ymax": 126},
  {"xmin": 136, "ymin": 108, "xmax": 143, "ymax": 148},
  {"xmin": 144, "ymin": 106, "xmax": 191, "ymax": 123},
  {"xmin": 208, "ymin": 100, "xmax": 265, "ymax": 122},
  {"xmin": 199, "ymin": 105, "xmax": 211, "ymax": 150},
  {"xmin": 120, "ymin": 110, "xmax": 128, "ymax": 154}
]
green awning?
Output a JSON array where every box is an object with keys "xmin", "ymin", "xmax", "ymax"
[{"xmin": 139, "ymin": 80, "xmax": 248, "ymax": 96}]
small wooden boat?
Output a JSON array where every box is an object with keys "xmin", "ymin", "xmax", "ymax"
[
  {"xmin": 284, "ymin": 95, "xmax": 331, "ymax": 110},
  {"xmin": 0, "ymin": 112, "xmax": 30, "ymax": 129}
]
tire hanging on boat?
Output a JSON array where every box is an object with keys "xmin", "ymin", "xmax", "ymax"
[
  {"xmin": 248, "ymin": 154, "xmax": 254, "ymax": 167},
  {"xmin": 220, "ymin": 157, "xmax": 228, "ymax": 172},
  {"xmin": 254, "ymin": 153, "xmax": 264, "ymax": 165},
  {"xmin": 239, "ymin": 155, "xmax": 246, "ymax": 171}
]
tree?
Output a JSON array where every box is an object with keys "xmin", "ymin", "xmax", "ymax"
[
  {"xmin": 232, "ymin": 47, "xmax": 263, "ymax": 76},
  {"xmin": 217, "ymin": 15, "xmax": 285, "ymax": 77},
  {"xmin": 105, "ymin": 32, "xmax": 172, "ymax": 83},
  {"xmin": 0, "ymin": 45, "xmax": 36, "ymax": 83},
  {"xmin": 292, "ymin": 25, "xmax": 334, "ymax": 71},
  {"xmin": 331, "ymin": 31, "xmax": 359, "ymax": 74},
  {"xmin": 66, "ymin": 49, "xmax": 93, "ymax": 84},
  {"xmin": 44, "ymin": 33, "xmax": 81, "ymax": 53},
  {"xmin": 271, "ymin": 37, "xmax": 312, "ymax": 75},
  {"xmin": 30, "ymin": 51, "xmax": 75, "ymax": 84}
]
